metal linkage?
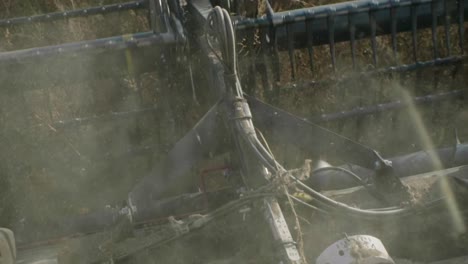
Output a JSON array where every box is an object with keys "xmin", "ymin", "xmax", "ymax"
[
  {"xmin": 286, "ymin": 14, "xmax": 297, "ymax": 79},
  {"xmin": 369, "ymin": 2, "xmax": 378, "ymax": 65},
  {"xmin": 390, "ymin": 0, "xmax": 398, "ymax": 61},
  {"xmin": 0, "ymin": 0, "xmax": 147, "ymax": 27},
  {"xmin": 431, "ymin": 0, "xmax": 439, "ymax": 59},
  {"xmin": 0, "ymin": 31, "xmax": 180, "ymax": 63},
  {"xmin": 410, "ymin": 1, "xmax": 419, "ymax": 63},
  {"xmin": 459, "ymin": 0, "xmax": 465, "ymax": 54},
  {"xmin": 305, "ymin": 12, "xmax": 315, "ymax": 72},
  {"xmin": 444, "ymin": 0, "xmax": 452, "ymax": 55},
  {"xmin": 327, "ymin": 9, "xmax": 337, "ymax": 71}
]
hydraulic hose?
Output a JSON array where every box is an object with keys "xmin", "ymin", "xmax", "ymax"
[
  {"xmin": 289, "ymin": 174, "xmax": 445, "ymax": 218},
  {"xmin": 206, "ymin": 6, "xmax": 243, "ymax": 97}
]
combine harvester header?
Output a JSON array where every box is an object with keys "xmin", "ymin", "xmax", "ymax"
[{"xmin": 0, "ymin": 0, "xmax": 467, "ymax": 263}]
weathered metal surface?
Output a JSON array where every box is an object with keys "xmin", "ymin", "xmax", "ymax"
[
  {"xmin": 247, "ymin": 95, "xmax": 382, "ymax": 170},
  {"xmin": 129, "ymin": 102, "xmax": 222, "ymax": 212},
  {"xmin": 262, "ymin": 197, "xmax": 302, "ymax": 263}
]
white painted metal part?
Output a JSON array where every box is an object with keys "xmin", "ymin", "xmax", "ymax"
[
  {"xmin": 0, "ymin": 228, "xmax": 16, "ymax": 264},
  {"xmin": 316, "ymin": 235, "xmax": 395, "ymax": 264}
]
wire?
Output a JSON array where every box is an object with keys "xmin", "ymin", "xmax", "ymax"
[
  {"xmin": 311, "ymin": 166, "xmax": 387, "ymax": 203},
  {"xmin": 288, "ymin": 194, "xmax": 330, "ymax": 215},
  {"xmin": 289, "ymin": 174, "xmax": 445, "ymax": 219}
]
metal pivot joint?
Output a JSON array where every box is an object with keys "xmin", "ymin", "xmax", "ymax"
[{"xmin": 373, "ymin": 151, "xmax": 406, "ymax": 193}]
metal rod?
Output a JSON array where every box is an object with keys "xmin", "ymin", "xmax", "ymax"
[
  {"xmin": 0, "ymin": 32, "xmax": 179, "ymax": 63},
  {"xmin": 444, "ymin": 0, "xmax": 452, "ymax": 55},
  {"xmin": 314, "ymin": 89, "xmax": 465, "ymax": 122},
  {"xmin": 411, "ymin": 2, "xmax": 419, "ymax": 62},
  {"xmin": 305, "ymin": 12, "xmax": 315, "ymax": 73},
  {"xmin": 327, "ymin": 10, "xmax": 337, "ymax": 71},
  {"xmin": 349, "ymin": 5, "xmax": 358, "ymax": 69},
  {"xmin": 431, "ymin": 0, "xmax": 439, "ymax": 59},
  {"xmin": 390, "ymin": 2, "xmax": 398, "ymax": 61},
  {"xmin": 459, "ymin": 0, "xmax": 465, "ymax": 54},
  {"xmin": 272, "ymin": 26, "xmax": 282, "ymax": 82},
  {"xmin": 247, "ymin": 28, "xmax": 258, "ymax": 91},
  {"xmin": 49, "ymin": 106, "xmax": 159, "ymax": 129},
  {"xmin": 286, "ymin": 15, "xmax": 297, "ymax": 80},
  {"xmin": 369, "ymin": 2, "xmax": 378, "ymax": 66},
  {"xmin": 374, "ymin": 55, "xmax": 464, "ymax": 72},
  {"xmin": 0, "ymin": 0, "xmax": 147, "ymax": 27}
]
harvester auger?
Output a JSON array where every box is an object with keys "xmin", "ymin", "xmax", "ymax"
[{"xmin": 0, "ymin": 0, "xmax": 467, "ymax": 263}]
